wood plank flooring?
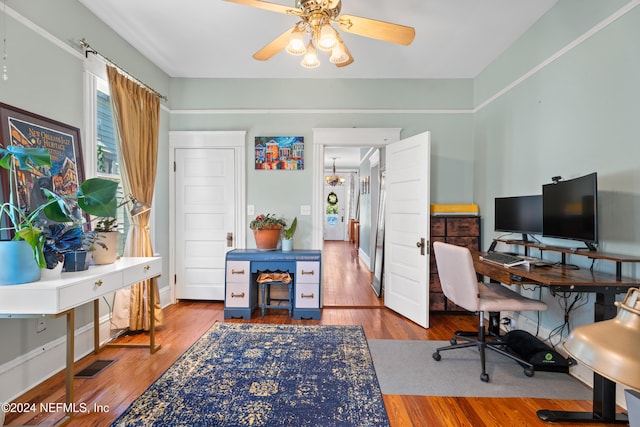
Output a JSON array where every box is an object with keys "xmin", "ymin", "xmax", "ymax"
[{"xmin": 4, "ymin": 241, "xmax": 620, "ymax": 426}]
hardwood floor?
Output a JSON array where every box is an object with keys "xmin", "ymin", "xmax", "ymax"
[{"xmin": 5, "ymin": 242, "xmax": 618, "ymax": 426}]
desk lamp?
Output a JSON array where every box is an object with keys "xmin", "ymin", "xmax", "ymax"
[
  {"xmin": 563, "ymin": 287, "xmax": 640, "ymax": 391},
  {"xmin": 119, "ymin": 194, "xmax": 151, "ymax": 217}
]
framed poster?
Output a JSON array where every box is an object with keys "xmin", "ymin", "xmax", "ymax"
[{"xmin": 0, "ymin": 103, "xmax": 85, "ymax": 217}]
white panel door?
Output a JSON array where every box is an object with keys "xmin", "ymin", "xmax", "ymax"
[
  {"xmin": 384, "ymin": 132, "xmax": 431, "ymax": 328},
  {"xmin": 175, "ymin": 148, "xmax": 235, "ymax": 300},
  {"xmin": 323, "ymin": 184, "xmax": 346, "ymax": 240}
]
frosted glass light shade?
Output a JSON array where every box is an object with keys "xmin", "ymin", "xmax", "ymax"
[
  {"xmin": 301, "ymin": 42, "xmax": 320, "ymax": 68},
  {"xmin": 286, "ymin": 30, "xmax": 306, "ymax": 56}
]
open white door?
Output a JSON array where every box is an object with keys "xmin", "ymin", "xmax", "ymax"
[{"xmin": 384, "ymin": 132, "xmax": 430, "ymax": 328}]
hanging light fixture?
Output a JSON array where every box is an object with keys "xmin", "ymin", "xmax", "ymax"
[
  {"xmin": 325, "ymin": 157, "xmax": 345, "ymax": 186},
  {"xmin": 285, "ymin": 16, "xmax": 345, "ymax": 69}
]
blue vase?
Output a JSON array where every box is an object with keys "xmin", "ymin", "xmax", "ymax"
[{"xmin": 0, "ymin": 240, "xmax": 41, "ymax": 285}]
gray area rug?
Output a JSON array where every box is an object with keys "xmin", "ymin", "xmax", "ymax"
[{"xmin": 368, "ymin": 339, "xmax": 592, "ymax": 399}]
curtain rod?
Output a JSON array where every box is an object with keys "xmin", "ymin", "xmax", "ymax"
[{"xmin": 80, "ymin": 38, "xmax": 168, "ymax": 101}]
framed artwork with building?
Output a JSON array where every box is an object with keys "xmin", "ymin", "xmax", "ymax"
[
  {"xmin": 0, "ymin": 102, "xmax": 85, "ymax": 217},
  {"xmin": 254, "ymin": 136, "xmax": 304, "ymax": 170}
]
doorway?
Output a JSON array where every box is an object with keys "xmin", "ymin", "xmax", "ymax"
[{"xmin": 322, "ymin": 148, "xmax": 377, "ymax": 307}]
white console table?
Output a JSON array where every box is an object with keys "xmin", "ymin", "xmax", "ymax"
[{"xmin": 0, "ymin": 256, "xmax": 162, "ymax": 426}]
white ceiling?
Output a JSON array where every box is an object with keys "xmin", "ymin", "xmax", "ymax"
[{"xmin": 78, "ymin": 0, "xmax": 557, "ymax": 80}]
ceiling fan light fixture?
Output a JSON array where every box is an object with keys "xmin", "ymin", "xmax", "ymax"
[
  {"xmin": 301, "ymin": 41, "xmax": 320, "ymax": 68},
  {"xmin": 286, "ymin": 28, "xmax": 307, "ymax": 56},
  {"xmin": 329, "ymin": 40, "xmax": 349, "ymax": 64},
  {"xmin": 317, "ymin": 23, "xmax": 337, "ymax": 51}
]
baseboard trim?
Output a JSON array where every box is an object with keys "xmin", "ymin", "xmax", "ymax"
[{"xmin": 0, "ymin": 287, "xmax": 173, "ymax": 403}]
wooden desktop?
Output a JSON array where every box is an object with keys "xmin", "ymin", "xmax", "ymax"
[{"xmin": 473, "ymin": 243, "xmax": 640, "ymax": 424}]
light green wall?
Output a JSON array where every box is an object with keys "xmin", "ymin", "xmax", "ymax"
[
  {"xmin": 0, "ymin": 1, "xmax": 171, "ymax": 368},
  {"xmin": 474, "ymin": 0, "xmax": 640, "ymax": 330},
  {"xmin": 170, "ymin": 78, "xmax": 475, "ymax": 248}
]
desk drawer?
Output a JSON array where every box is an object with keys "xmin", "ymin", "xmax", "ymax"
[
  {"xmin": 226, "ymin": 261, "xmax": 250, "ymax": 283},
  {"xmin": 295, "ymin": 282, "xmax": 319, "ymax": 308},
  {"xmin": 225, "ymin": 282, "xmax": 251, "ymax": 308},
  {"xmin": 122, "ymin": 258, "xmax": 162, "ymax": 285},
  {"xmin": 296, "ymin": 262, "xmax": 320, "ymax": 284},
  {"xmin": 59, "ymin": 271, "xmax": 123, "ymax": 311}
]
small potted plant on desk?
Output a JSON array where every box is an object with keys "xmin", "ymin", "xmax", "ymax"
[
  {"xmin": 281, "ymin": 217, "xmax": 297, "ymax": 252},
  {"xmin": 250, "ymin": 213, "xmax": 286, "ymax": 250},
  {"xmin": 91, "ymin": 217, "xmax": 119, "ymax": 265},
  {"xmin": 40, "ymin": 177, "xmax": 118, "ymax": 272}
]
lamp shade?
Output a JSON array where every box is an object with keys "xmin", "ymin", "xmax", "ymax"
[
  {"xmin": 563, "ymin": 288, "xmax": 640, "ymax": 391},
  {"xmin": 130, "ymin": 200, "xmax": 151, "ymax": 217}
]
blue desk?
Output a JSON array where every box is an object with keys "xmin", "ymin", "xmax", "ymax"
[{"xmin": 224, "ymin": 249, "xmax": 322, "ymax": 320}]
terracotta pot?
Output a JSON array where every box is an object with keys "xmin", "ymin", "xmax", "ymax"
[{"xmin": 252, "ymin": 227, "xmax": 281, "ymax": 250}]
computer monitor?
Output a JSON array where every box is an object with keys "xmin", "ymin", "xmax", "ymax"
[
  {"xmin": 542, "ymin": 172, "xmax": 598, "ymax": 251},
  {"xmin": 494, "ymin": 195, "xmax": 543, "ymax": 241}
]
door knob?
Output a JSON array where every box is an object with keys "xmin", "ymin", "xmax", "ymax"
[
  {"xmin": 416, "ymin": 238, "xmax": 426, "ymax": 256},
  {"xmin": 226, "ymin": 232, "xmax": 233, "ymax": 247}
]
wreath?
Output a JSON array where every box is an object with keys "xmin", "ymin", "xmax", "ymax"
[{"xmin": 327, "ymin": 192, "xmax": 338, "ymax": 205}]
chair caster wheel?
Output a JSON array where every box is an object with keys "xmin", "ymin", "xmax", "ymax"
[
  {"xmin": 481, "ymin": 373, "xmax": 490, "ymax": 382},
  {"xmin": 524, "ymin": 368, "xmax": 535, "ymax": 377},
  {"xmin": 432, "ymin": 352, "xmax": 441, "ymax": 361},
  {"xmin": 450, "ymin": 338, "xmax": 457, "ymax": 345}
]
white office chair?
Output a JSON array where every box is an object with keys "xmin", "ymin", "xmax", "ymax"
[{"xmin": 431, "ymin": 241, "xmax": 548, "ymax": 382}]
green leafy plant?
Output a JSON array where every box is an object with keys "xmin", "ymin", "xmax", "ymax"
[
  {"xmin": 0, "ymin": 145, "xmax": 54, "ymax": 268},
  {"xmin": 40, "ymin": 178, "xmax": 118, "ymax": 264},
  {"xmin": 249, "ymin": 213, "xmax": 286, "ymax": 230},
  {"xmin": 284, "ymin": 217, "xmax": 297, "ymax": 240},
  {"xmin": 94, "ymin": 217, "xmax": 118, "ymax": 232}
]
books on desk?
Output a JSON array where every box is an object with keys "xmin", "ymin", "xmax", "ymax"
[{"xmin": 480, "ymin": 252, "xmax": 527, "ymax": 267}]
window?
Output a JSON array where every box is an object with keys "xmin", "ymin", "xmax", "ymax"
[{"xmin": 84, "ymin": 58, "xmax": 129, "ymax": 255}]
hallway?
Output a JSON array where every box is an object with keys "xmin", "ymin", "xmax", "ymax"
[{"xmin": 322, "ymin": 240, "xmax": 385, "ymax": 307}]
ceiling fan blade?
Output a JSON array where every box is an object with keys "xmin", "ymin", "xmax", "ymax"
[
  {"xmin": 224, "ymin": 0, "xmax": 300, "ymax": 16},
  {"xmin": 253, "ymin": 27, "xmax": 295, "ymax": 61},
  {"xmin": 337, "ymin": 14, "xmax": 415, "ymax": 46}
]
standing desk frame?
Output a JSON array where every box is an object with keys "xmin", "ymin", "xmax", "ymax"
[{"xmin": 473, "ymin": 248, "xmax": 639, "ymax": 424}]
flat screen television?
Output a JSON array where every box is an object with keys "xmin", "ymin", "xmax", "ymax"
[
  {"xmin": 542, "ymin": 172, "xmax": 598, "ymax": 250},
  {"xmin": 494, "ymin": 195, "xmax": 543, "ymax": 240}
]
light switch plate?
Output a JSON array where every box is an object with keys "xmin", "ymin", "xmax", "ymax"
[
  {"xmin": 247, "ymin": 205, "xmax": 255, "ymax": 215},
  {"xmin": 300, "ymin": 205, "xmax": 311, "ymax": 215}
]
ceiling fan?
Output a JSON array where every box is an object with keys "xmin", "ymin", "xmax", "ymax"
[{"xmin": 224, "ymin": 0, "xmax": 415, "ymax": 68}]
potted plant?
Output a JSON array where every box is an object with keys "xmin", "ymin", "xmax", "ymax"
[
  {"xmin": 0, "ymin": 145, "xmax": 53, "ymax": 284},
  {"xmin": 41, "ymin": 178, "xmax": 118, "ymax": 272},
  {"xmin": 91, "ymin": 217, "xmax": 119, "ymax": 265},
  {"xmin": 249, "ymin": 213, "xmax": 286, "ymax": 250},
  {"xmin": 281, "ymin": 217, "xmax": 297, "ymax": 252}
]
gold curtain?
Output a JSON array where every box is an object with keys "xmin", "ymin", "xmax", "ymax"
[{"xmin": 107, "ymin": 65, "xmax": 163, "ymax": 331}]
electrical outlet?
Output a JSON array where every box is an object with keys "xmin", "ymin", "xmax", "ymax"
[
  {"xmin": 507, "ymin": 317, "xmax": 516, "ymax": 328},
  {"xmin": 37, "ymin": 318, "xmax": 47, "ymax": 333}
]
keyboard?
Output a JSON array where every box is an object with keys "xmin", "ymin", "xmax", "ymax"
[{"xmin": 480, "ymin": 252, "xmax": 527, "ymax": 267}]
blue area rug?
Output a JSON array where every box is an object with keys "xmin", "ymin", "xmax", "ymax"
[{"xmin": 112, "ymin": 323, "xmax": 389, "ymax": 426}]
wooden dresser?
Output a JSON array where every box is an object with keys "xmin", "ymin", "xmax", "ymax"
[{"xmin": 429, "ymin": 215, "xmax": 481, "ymax": 312}]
